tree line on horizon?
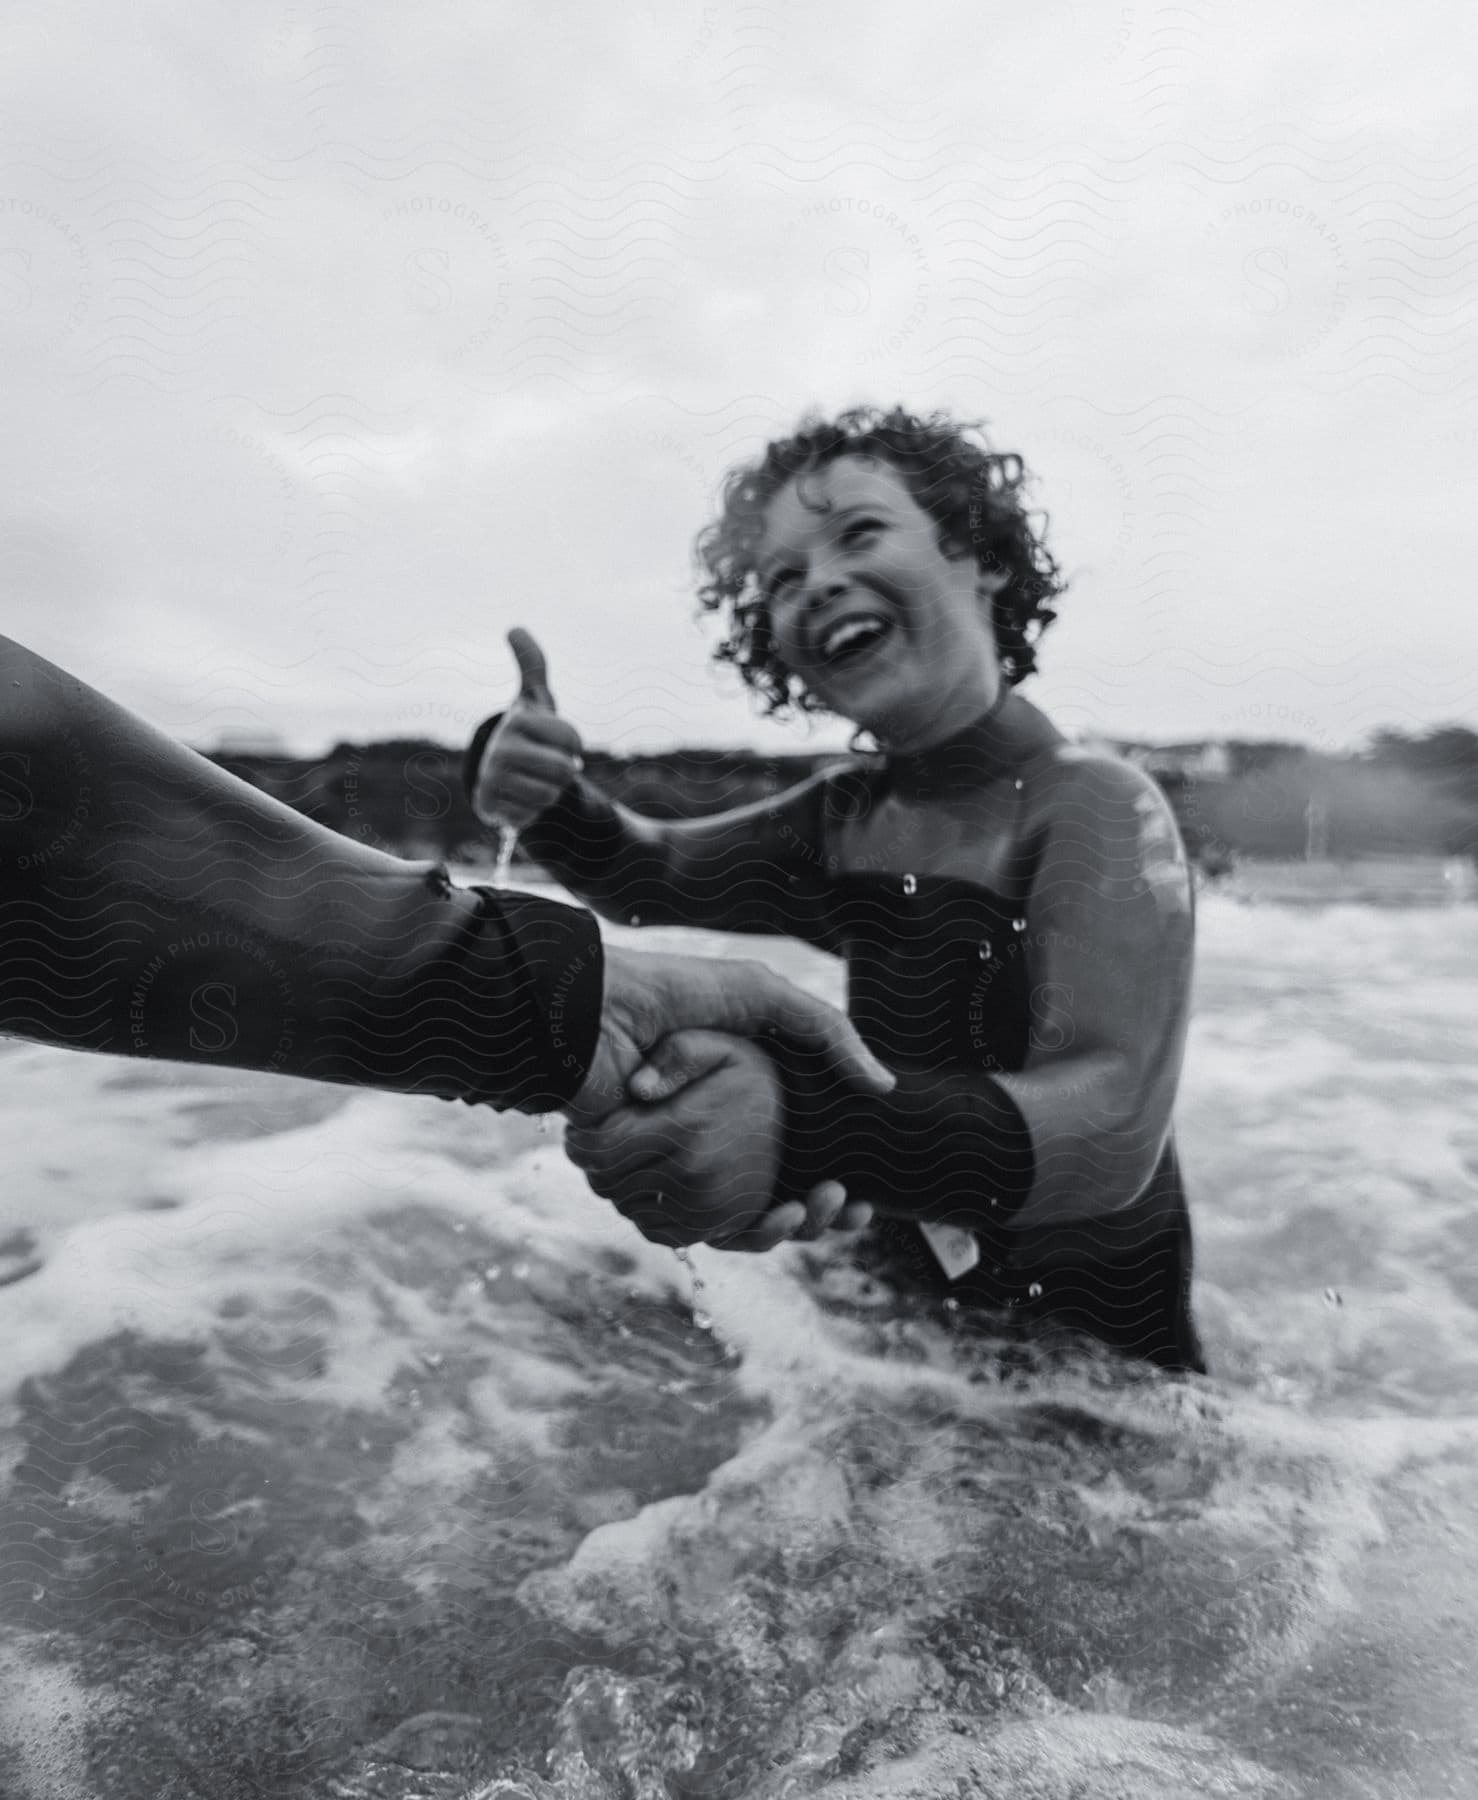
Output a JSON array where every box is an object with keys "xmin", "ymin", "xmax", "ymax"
[{"xmin": 209, "ymin": 724, "xmax": 1478, "ymax": 869}]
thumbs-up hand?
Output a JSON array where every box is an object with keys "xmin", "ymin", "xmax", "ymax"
[{"xmin": 471, "ymin": 628, "xmax": 586, "ymax": 831}]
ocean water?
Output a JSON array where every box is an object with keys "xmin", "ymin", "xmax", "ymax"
[{"xmin": 1, "ymin": 890, "xmax": 1476, "ymax": 1799}]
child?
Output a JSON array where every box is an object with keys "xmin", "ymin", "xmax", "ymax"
[{"xmin": 467, "ymin": 407, "xmax": 1205, "ymax": 1373}]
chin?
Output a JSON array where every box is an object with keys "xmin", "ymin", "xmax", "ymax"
[
  {"xmin": 857, "ymin": 708, "xmax": 927, "ymax": 750},
  {"xmin": 819, "ymin": 673, "xmax": 913, "ymax": 734}
]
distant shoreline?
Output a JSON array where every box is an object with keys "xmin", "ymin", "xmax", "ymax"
[{"xmin": 207, "ymin": 730, "xmax": 1478, "ymax": 871}]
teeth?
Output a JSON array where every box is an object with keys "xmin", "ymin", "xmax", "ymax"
[{"xmin": 820, "ymin": 617, "xmax": 888, "ymax": 662}]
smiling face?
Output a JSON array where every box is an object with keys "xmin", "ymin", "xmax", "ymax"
[{"xmin": 756, "ymin": 455, "xmax": 1005, "ymax": 752}]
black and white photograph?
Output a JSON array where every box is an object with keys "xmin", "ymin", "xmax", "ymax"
[{"xmin": 2, "ymin": 4, "xmax": 1476, "ymax": 1795}]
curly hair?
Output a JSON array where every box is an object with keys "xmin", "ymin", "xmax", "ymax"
[{"xmin": 694, "ymin": 405, "xmax": 1065, "ymax": 719}]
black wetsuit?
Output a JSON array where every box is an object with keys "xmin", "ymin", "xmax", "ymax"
[
  {"xmin": 0, "ymin": 636, "xmax": 601, "ymax": 1113},
  {"xmin": 467, "ymin": 691, "xmax": 1206, "ymax": 1373}
]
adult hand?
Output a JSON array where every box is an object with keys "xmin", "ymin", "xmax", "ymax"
[
  {"xmin": 567, "ymin": 1030, "xmax": 871, "ymax": 1251},
  {"xmin": 569, "ymin": 945, "xmax": 894, "ymax": 1127},
  {"xmin": 634, "ymin": 1027, "xmax": 874, "ymax": 1243},
  {"xmin": 471, "ymin": 628, "xmax": 585, "ymax": 831}
]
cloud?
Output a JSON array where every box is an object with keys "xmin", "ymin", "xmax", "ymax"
[{"xmin": 1, "ymin": 0, "xmax": 1473, "ymax": 754}]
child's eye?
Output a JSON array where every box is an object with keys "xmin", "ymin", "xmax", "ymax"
[
  {"xmin": 764, "ymin": 566, "xmax": 800, "ymax": 599},
  {"xmin": 842, "ymin": 518, "xmax": 882, "ymax": 543}
]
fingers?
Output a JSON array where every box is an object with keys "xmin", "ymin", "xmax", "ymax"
[
  {"xmin": 506, "ymin": 708, "xmax": 582, "ymax": 757},
  {"xmin": 564, "ymin": 1126, "xmax": 702, "ymax": 1247},
  {"xmin": 795, "ymin": 1180, "xmax": 848, "ymax": 1241},
  {"xmin": 786, "ymin": 1184, "xmax": 871, "ymax": 1243},
  {"xmin": 599, "ymin": 949, "xmax": 894, "ymax": 1109},
  {"xmin": 472, "ymin": 708, "xmax": 583, "ymax": 828},
  {"xmin": 507, "ymin": 626, "xmax": 555, "ymax": 709},
  {"xmin": 615, "ymin": 1187, "xmax": 706, "ymax": 1249},
  {"xmin": 566, "ymin": 1111, "xmax": 688, "ymax": 1186},
  {"xmin": 485, "ymin": 776, "xmax": 566, "ymax": 824},
  {"xmin": 717, "ymin": 961, "xmax": 895, "ymax": 1095},
  {"xmin": 713, "ymin": 1200, "xmax": 809, "ymax": 1253},
  {"xmin": 617, "ymin": 1191, "xmax": 706, "ymax": 1250},
  {"xmin": 709, "ymin": 1189, "xmax": 873, "ymax": 1253},
  {"xmin": 489, "ymin": 749, "xmax": 575, "ymax": 793},
  {"xmin": 627, "ymin": 1029, "xmax": 732, "ymax": 1105},
  {"xmin": 473, "ymin": 773, "xmax": 564, "ymax": 833}
]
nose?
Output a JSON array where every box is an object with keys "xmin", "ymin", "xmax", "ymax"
[
  {"xmin": 801, "ymin": 554, "xmax": 849, "ymax": 610},
  {"xmin": 770, "ymin": 562, "xmax": 846, "ymax": 629}
]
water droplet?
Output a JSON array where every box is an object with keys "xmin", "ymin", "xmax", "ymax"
[
  {"xmin": 30, "ymin": 1584, "xmax": 45, "ymax": 1603},
  {"xmin": 1012, "ymin": 917, "xmax": 1028, "ymax": 932},
  {"xmin": 482, "ymin": 1265, "xmax": 501, "ymax": 1283},
  {"xmin": 420, "ymin": 1350, "xmax": 444, "ymax": 1372},
  {"xmin": 1323, "ymin": 1288, "xmax": 1343, "ymax": 1306},
  {"xmin": 512, "ymin": 1261, "xmax": 531, "ymax": 1280},
  {"xmin": 407, "ymin": 1388, "xmax": 422, "ymax": 1408},
  {"xmin": 673, "ymin": 1245, "xmax": 712, "ymax": 1327},
  {"xmin": 978, "ymin": 940, "xmax": 992, "ymax": 960},
  {"xmin": 902, "ymin": 873, "xmax": 917, "ymax": 896},
  {"xmin": 1027, "ymin": 1281, "xmax": 1043, "ymax": 1299},
  {"xmin": 1013, "ymin": 778, "xmax": 1024, "ymax": 791},
  {"xmin": 491, "ymin": 823, "xmax": 519, "ymax": 887},
  {"xmin": 629, "ymin": 912, "xmax": 642, "ymax": 926}
]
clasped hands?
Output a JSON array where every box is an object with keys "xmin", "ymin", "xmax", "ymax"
[
  {"xmin": 565, "ymin": 946, "xmax": 889, "ymax": 1252},
  {"xmin": 478, "ymin": 631, "xmax": 889, "ymax": 1252}
]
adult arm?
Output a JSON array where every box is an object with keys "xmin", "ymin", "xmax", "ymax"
[
  {"xmin": 0, "ymin": 635, "xmax": 603, "ymax": 1110},
  {"xmin": 772, "ymin": 753, "xmax": 1194, "ymax": 1239},
  {"xmin": 0, "ymin": 637, "xmax": 892, "ymax": 1125}
]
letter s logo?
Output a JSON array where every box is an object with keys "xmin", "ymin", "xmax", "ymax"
[
  {"xmin": 1242, "ymin": 246, "xmax": 1290, "ymax": 317},
  {"xmin": 0, "ymin": 750, "xmax": 34, "ymax": 821},
  {"xmin": 189, "ymin": 983, "xmax": 239, "ymax": 1054},
  {"xmin": 1028, "ymin": 982, "xmax": 1075, "ymax": 1054},
  {"xmin": 189, "ymin": 1487, "xmax": 238, "ymax": 1556},
  {"xmin": 0, "ymin": 249, "xmax": 33, "ymax": 317},
  {"xmin": 403, "ymin": 751, "xmax": 450, "ymax": 820},
  {"xmin": 404, "ymin": 247, "xmax": 453, "ymax": 314},
  {"xmin": 823, "ymin": 246, "xmax": 871, "ymax": 317}
]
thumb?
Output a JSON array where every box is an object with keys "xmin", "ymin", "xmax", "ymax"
[
  {"xmin": 508, "ymin": 626, "xmax": 556, "ymax": 710},
  {"xmin": 627, "ymin": 1029, "xmax": 731, "ymax": 1104},
  {"xmin": 710, "ymin": 962, "xmax": 895, "ymax": 1096}
]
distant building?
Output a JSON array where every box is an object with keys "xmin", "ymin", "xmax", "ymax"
[
  {"xmin": 212, "ymin": 726, "xmax": 289, "ymax": 757},
  {"xmin": 1119, "ymin": 741, "xmax": 1233, "ymax": 782}
]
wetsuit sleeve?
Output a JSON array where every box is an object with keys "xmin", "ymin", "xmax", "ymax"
[
  {"xmin": 464, "ymin": 712, "xmax": 834, "ymax": 938},
  {"xmin": 776, "ymin": 755, "xmax": 1193, "ymax": 1239},
  {"xmin": 990, "ymin": 755, "xmax": 1194, "ymax": 1231},
  {"xmin": 0, "ymin": 638, "xmax": 602, "ymax": 1112},
  {"xmin": 776, "ymin": 1055, "xmax": 1036, "ymax": 1251}
]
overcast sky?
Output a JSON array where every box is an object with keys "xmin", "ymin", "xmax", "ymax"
[{"xmin": 3, "ymin": 0, "xmax": 1475, "ymax": 757}]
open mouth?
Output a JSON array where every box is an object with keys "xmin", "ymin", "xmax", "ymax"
[{"xmin": 814, "ymin": 612, "xmax": 894, "ymax": 669}]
